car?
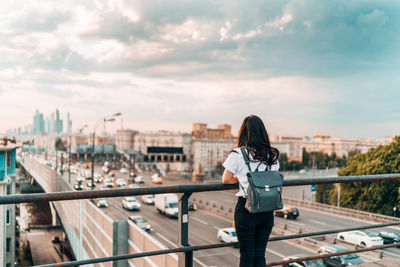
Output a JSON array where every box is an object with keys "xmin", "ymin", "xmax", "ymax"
[
  {"xmin": 122, "ymin": 197, "xmax": 141, "ymax": 211},
  {"xmin": 73, "ymin": 181, "xmax": 84, "ymax": 190},
  {"xmin": 93, "ymin": 198, "xmax": 108, "ymax": 208},
  {"xmin": 84, "ymin": 170, "xmax": 91, "ymax": 178},
  {"xmin": 134, "ymin": 176, "xmax": 145, "ymax": 184},
  {"xmin": 94, "ymin": 173, "xmax": 103, "ymax": 183},
  {"xmin": 151, "ymin": 174, "xmax": 163, "ymax": 184},
  {"xmin": 76, "ymin": 175, "xmax": 85, "ymax": 182},
  {"xmin": 141, "ymin": 195, "xmax": 155, "ymax": 205},
  {"xmin": 189, "ymin": 200, "xmax": 197, "ymax": 211},
  {"xmin": 102, "ymin": 166, "xmax": 110, "ymax": 174},
  {"xmin": 129, "ymin": 216, "xmax": 151, "ymax": 232},
  {"xmin": 337, "ymin": 230, "xmax": 383, "ymax": 247},
  {"xmin": 274, "ymin": 206, "xmax": 299, "ymax": 219},
  {"xmin": 86, "ymin": 182, "xmax": 95, "ymax": 188},
  {"xmin": 282, "ymin": 254, "xmax": 326, "ymax": 267},
  {"xmin": 99, "ymin": 186, "xmax": 109, "ymax": 190},
  {"xmin": 104, "ymin": 177, "xmax": 114, "ymax": 188},
  {"xmin": 51, "ymin": 236, "xmax": 61, "ymax": 244},
  {"xmin": 317, "ymin": 245, "xmax": 364, "ymax": 266},
  {"xmin": 115, "ymin": 178, "xmax": 127, "ymax": 187},
  {"xmin": 217, "ymin": 227, "xmax": 238, "ymax": 243},
  {"xmin": 378, "ymin": 230, "xmax": 400, "ymax": 244},
  {"xmin": 120, "ymin": 167, "xmax": 128, "ymax": 174}
]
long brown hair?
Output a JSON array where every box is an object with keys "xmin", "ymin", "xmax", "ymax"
[{"xmin": 237, "ymin": 115, "xmax": 279, "ymax": 165}]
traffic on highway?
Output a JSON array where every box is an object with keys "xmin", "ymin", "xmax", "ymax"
[{"xmin": 28, "ymin": 154, "xmax": 400, "ymax": 266}]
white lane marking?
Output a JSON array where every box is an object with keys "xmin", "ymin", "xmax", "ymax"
[
  {"xmin": 266, "ymin": 248, "xmax": 286, "ymax": 258},
  {"xmin": 193, "ymin": 257, "xmax": 208, "ymax": 267},
  {"xmin": 309, "ymin": 219, "xmax": 327, "ymax": 225},
  {"xmin": 155, "ymin": 233, "xmax": 176, "ymax": 247},
  {"xmin": 191, "ymin": 216, "xmax": 208, "ymax": 225},
  {"xmin": 213, "ymin": 226, "xmax": 220, "ymax": 230}
]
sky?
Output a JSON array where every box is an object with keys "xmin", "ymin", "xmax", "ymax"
[{"xmin": 0, "ymin": 0, "xmax": 399, "ymax": 138}]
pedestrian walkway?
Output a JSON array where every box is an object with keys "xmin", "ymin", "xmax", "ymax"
[{"xmin": 26, "ymin": 227, "xmax": 66, "ymax": 265}]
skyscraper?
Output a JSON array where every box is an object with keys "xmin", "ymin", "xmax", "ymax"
[
  {"xmin": 67, "ymin": 112, "xmax": 72, "ymax": 135},
  {"xmin": 33, "ymin": 110, "xmax": 44, "ymax": 134}
]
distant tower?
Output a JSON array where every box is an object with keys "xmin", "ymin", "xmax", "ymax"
[
  {"xmin": 33, "ymin": 110, "xmax": 44, "ymax": 135},
  {"xmin": 67, "ymin": 112, "xmax": 72, "ymax": 135}
]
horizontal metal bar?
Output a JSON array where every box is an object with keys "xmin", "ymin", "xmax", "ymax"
[
  {"xmin": 267, "ymin": 242, "xmax": 400, "ymax": 266},
  {"xmin": 38, "ymin": 243, "xmax": 231, "ymax": 267},
  {"xmin": 37, "ymin": 220, "xmax": 400, "ymax": 267},
  {"xmin": 283, "ymin": 173, "xmax": 400, "ymax": 187},
  {"xmin": 0, "ymin": 184, "xmax": 237, "ymax": 205},
  {"xmin": 37, "ymin": 238, "xmax": 400, "ymax": 267},
  {"xmin": 4, "ymin": 173, "xmax": 400, "ymax": 205}
]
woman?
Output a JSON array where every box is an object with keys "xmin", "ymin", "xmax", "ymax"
[{"xmin": 222, "ymin": 115, "xmax": 280, "ymax": 267}]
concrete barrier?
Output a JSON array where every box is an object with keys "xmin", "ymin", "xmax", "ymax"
[
  {"xmin": 283, "ymin": 197, "xmax": 400, "ymax": 224},
  {"xmin": 21, "ymin": 157, "xmax": 178, "ymax": 267}
]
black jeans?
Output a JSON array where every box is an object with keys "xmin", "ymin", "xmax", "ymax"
[{"xmin": 234, "ymin": 197, "xmax": 274, "ymax": 267}]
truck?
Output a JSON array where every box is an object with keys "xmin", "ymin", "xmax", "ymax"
[{"xmin": 155, "ymin": 193, "xmax": 179, "ymax": 218}]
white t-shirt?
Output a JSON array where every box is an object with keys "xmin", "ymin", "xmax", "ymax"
[{"xmin": 223, "ymin": 147, "xmax": 280, "ymax": 197}]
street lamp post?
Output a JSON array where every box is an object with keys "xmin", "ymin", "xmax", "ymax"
[{"xmin": 90, "ymin": 113, "xmax": 121, "ymax": 189}]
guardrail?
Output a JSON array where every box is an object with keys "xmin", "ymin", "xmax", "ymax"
[{"xmin": 3, "ymin": 172, "xmax": 400, "ymax": 266}]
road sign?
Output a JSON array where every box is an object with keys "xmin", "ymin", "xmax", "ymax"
[{"xmin": 311, "ymin": 184, "xmax": 316, "ymax": 192}]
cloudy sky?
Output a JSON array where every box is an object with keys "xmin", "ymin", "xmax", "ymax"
[{"xmin": 0, "ymin": 0, "xmax": 399, "ymax": 138}]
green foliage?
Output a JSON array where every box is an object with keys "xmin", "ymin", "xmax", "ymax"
[
  {"xmin": 335, "ymin": 136, "xmax": 400, "ymax": 216},
  {"xmin": 20, "ymin": 241, "xmax": 33, "ymax": 266},
  {"xmin": 55, "ymin": 138, "xmax": 67, "ymax": 151},
  {"xmin": 279, "ymin": 150, "xmax": 348, "ymax": 171},
  {"xmin": 316, "ymin": 183, "xmax": 335, "ymax": 204},
  {"xmin": 22, "ymin": 139, "xmax": 34, "ymax": 145}
]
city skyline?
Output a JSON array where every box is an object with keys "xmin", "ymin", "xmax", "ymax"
[{"xmin": 1, "ymin": 1, "xmax": 400, "ymax": 138}]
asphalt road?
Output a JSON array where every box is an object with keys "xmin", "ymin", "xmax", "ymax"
[{"xmin": 61, "ymin": 162, "xmax": 400, "ymax": 266}]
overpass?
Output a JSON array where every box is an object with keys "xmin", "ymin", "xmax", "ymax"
[
  {"xmin": 11, "ymin": 155, "xmax": 400, "ymax": 266},
  {"xmin": 18, "ymin": 156, "xmax": 178, "ymax": 267}
]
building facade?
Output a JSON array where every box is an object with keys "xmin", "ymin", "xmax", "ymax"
[
  {"xmin": 191, "ymin": 123, "xmax": 236, "ymax": 175},
  {"xmin": 134, "ymin": 131, "xmax": 192, "ymax": 172},
  {"xmin": 116, "ymin": 129, "xmax": 138, "ymax": 151},
  {"xmin": 0, "ymin": 138, "xmax": 19, "ymax": 267},
  {"xmin": 270, "ymin": 136, "xmax": 303, "ymax": 162}
]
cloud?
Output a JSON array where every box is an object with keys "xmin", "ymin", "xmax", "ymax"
[{"xmin": 1, "ymin": 0, "xmax": 400, "ymax": 138}]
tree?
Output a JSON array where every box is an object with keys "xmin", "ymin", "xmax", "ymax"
[
  {"xmin": 279, "ymin": 153, "xmax": 289, "ymax": 170},
  {"xmin": 55, "ymin": 138, "xmax": 67, "ymax": 151},
  {"xmin": 333, "ymin": 137, "xmax": 400, "ymax": 216},
  {"xmin": 316, "ymin": 183, "xmax": 335, "ymax": 204}
]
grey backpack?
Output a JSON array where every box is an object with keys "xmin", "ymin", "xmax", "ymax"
[{"xmin": 240, "ymin": 148, "xmax": 284, "ymax": 213}]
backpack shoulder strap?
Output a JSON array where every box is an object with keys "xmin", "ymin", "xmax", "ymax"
[{"xmin": 240, "ymin": 147, "xmax": 252, "ymax": 172}]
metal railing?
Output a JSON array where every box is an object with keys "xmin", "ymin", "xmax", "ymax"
[{"xmin": 3, "ymin": 173, "xmax": 400, "ymax": 266}]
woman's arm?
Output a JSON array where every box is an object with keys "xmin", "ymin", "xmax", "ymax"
[{"xmin": 222, "ymin": 169, "xmax": 239, "ymax": 184}]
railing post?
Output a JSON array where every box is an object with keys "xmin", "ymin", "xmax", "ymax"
[{"xmin": 178, "ymin": 193, "xmax": 193, "ymax": 267}]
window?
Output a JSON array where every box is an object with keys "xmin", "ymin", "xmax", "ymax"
[
  {"xmin": 6, "ymin": 238, "xmax": 10, "ymax": 252},
  {"xmin": 7, "ymin": 152, "xmax": 12, "ymax": 168},
  {"xmin": 6, "ymin": 210, "xmax": 10, "ymax": 225}
]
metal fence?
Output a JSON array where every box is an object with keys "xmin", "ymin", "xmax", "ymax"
[{"xmin": 2, "ymin": 173, "xmax": 400, "ymax": 266}]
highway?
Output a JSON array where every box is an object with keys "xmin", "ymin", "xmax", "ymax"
[{"xmin": 60, "ymin": 162, "xmax": 400, "ymax": 266}]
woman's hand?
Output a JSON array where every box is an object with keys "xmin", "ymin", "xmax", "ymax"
[{"xmin": 222, "ymin": 169, "xmax": 239, "ymax": 184}]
